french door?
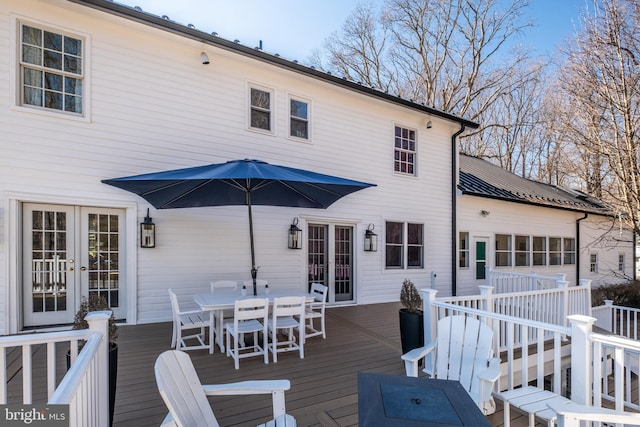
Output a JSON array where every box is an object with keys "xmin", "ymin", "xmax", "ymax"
[
  {"xmin": 307, "ymin": 223, "xmax": 354, "ymax": 303},
  {"xmin": 23, "ymin": 204, "xmax": 125, "ymax": 327}
]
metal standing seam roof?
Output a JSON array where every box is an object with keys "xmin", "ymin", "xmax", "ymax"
[
  {"xmin": 458, "ymin": 154, "xmax": 611, "ymax": 215},
  {"xmin": 68, "ymin": 0, "xmax": 479, "ymax": 130}
]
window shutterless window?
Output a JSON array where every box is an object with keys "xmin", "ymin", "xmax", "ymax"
[
  {"xmin": 289, "ymin": 98, "xmax": 309, "ymax": 139},
  {"xmin": 20, "ymin": 23, "xmax": 83, "ymax": 114},
  {"xmin": 250, "ymin": 87, "xmax": 272, "ymax": 131},
  {"xmin": 459, "ymin": 232, "xmax": 469, "ymax": 268},
  {"xmin": 385, "ymin": 222, "xmax": 403, "ymax": 268},
  {"xmin": 394, "ymin": 126, "xmax": 416, "ymax": 175},
  {"xmin": 619, "ymin": 253, "xmax": 625, "ymax": 272},
  {"xmin": 495, "ymin": 234, "xmax": 511, "ymax": 267},
  {"xmin": 563, "ymin": 238, "xmax": 576, "ymax": 265},
  {"xmin": 549, "ymin": 237, "xmax": 562, "ymax": 265},
  {"xmin": 533, "ymin": 236, "xmax": 546, "ymax": 266},
  {"xmin": 385, "ymin": 222, "xmax": 424, "ymax": 269},
  {"xmin": 590, "ymin": 253, "xmax": 598, "ymax": 273},
  {"xmin": 515, "ymin": 235, "xmax": 530, "ymax": 267}
]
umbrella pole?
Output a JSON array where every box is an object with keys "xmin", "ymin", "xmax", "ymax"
[{"xmin": 247, "ymin": 191, "xmax": 258, "ymax": 296}]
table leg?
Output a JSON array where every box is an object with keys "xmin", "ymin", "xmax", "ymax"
[
  {"xmin": 215, "ymin": 309, "xmax": 225, "ymax": 352},
  {"xmin": 209, "ymin": 311, "xmax": 215, "ymax": 354}
]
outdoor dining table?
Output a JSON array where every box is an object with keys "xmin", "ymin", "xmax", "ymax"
[{"xmin": 194, "ymin": 288, "xmax": 314, "ymax": 354}]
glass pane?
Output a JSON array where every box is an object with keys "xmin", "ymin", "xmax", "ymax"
[
  {"xmin": 408, "ymin": 223, "xmax": 423, "ymax": 244},
  {"xmin": 88, "ymin": 214, "xmax": 97, "ymax": 232},
  {"xmin": 495, "ymin": 234, "xmax": 510, "ymax": 250},
  {"xmin": 251, "ymin": 110, "xmax": 270, "ymax": 130},
  {"xmin": 385, "ymin": 246, "xmax": 402, "ymax": 268},
  {"xmin": 408, "ymin": 247, "xmax": 423, "ymax": 267},
  {"xmin": 64, "ymin": 94, "xmax": 82, "ymax": 113},
  {"xmin": 44, "ymin": 90, "xmax": 63, "ymax": 110},
  {"xmin": 250, "ymin": 88, "xmax": 270, "ymax": 109},
  {"xmin": 64, "ymin": 36, "xmax": 82, "ymax": 56},
  {"xmin": 64, "ymin": 55, "xmax": 81, "ymax": 75},
  {"xmin": 476, "ymin": 261, "xmax": 486, "ymax": 280},
  {"xmin": 44, "ymin": 72, "xmax": 62, "ymax": 90},
  {"xmin": 290, "ymin": 119, "xmax": 308, "ymax": 138},
  {"xmin": 45, "ymin": 211, "xmax": 55, "ymax": 230},
  {"xmin": 43, "ymin": 50, "xmax": 62, "ymax": 70},
  {"xmin": 385, "ymin": 222, "xmax": 403, "ymax": 244},
  {"xmin": 290, "ymin": 99, "xmax": 307, "ymax": 119},
  {"xmin": 23, "ymin": 25, "xmax": 42, "ymax": 45},
  {"xmin": 23, "ymin": 87, "xmax": 42, "ymax": 106},
  {"xmin": 109, "ymin": 215, "xmax": 118, "ymax": 232},
  {"xmin": 44, "ymin": 31, "xmax": 62, "ymax": 51},
  {"xmin": 23, "ymin": 68, "xmax": 42, "ymax": 87},
  {"xmin": 22, "ymin": 46, "xmax": 41, "ymax": 65}
]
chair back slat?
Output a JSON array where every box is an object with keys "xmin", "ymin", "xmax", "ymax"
[{"xmin": 155, "ymin": 350, "xmax": 219, "ymax": 427}]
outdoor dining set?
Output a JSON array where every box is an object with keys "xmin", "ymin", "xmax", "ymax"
[{"xmin": 168, "ymin": 281, "xmax": 328, "ymax": 369}]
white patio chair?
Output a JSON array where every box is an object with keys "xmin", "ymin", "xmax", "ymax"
[
  {"xmin": 168, "ymin": 289, "xmax": 210, "ymax": 352},
  {"xmin": 401, "ymin": 315, "xmax": 500, "ymax": 415},
  {"xmin": 267, "ymin": 296, "xmax": 305, "ymax": 363},
  {"xmin": 155, "ymin": 350, "xmax": 296, "ymax": 427},
  {"xmin": 548, "ymin": 401, "xmax": 640, "ymax": 427},
  {"xmin": 226, "ymin": 298, "xmax": 269, "ymax": 369},
  {"xmin": 303, "ymin": 283, "xmax": 328, "ymax": 341}
]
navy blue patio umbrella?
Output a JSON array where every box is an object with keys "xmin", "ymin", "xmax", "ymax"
[{"xmin": 102, "ymin": 159, "xmax": 375, "ymax": 295}]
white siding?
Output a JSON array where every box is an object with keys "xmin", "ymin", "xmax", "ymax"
[
  {"xmin": 458, "ymin": 196, "xmax": 634, "ymax": 295},
  {"xmin": 0, "ymin": 0, "xmax": 459, "ymax": 332}
]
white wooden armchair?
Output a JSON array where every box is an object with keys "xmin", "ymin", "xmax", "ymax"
[
  {"xmin": 548, "ymin": 401, "xmax": 640, "ymax": 427},
  {"xmin": 155, "ymin": 350, "xmax": 296, "ymax": 427},
  {"xmin": 401, "ymin": 315, "xmax": 500, "ymax": 415}
]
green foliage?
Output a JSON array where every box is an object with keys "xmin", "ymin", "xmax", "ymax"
[
  {"xmin": 400, "ymin": 279, "xmax": 423, "ymax": 314},
  {"xmin": 72, "ymin": 293, "xmax": 118, "ymax": 342}
]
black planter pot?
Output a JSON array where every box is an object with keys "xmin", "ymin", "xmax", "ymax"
[
  {"xmin": 399, "ymin": 309, "xmax": 424, "ymax": 355},
  {"xmin": 67, "ymin": 342, "xmax": 118, "ymax": 427}
]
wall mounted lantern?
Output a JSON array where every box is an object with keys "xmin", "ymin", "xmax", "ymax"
[
  {"xmin": 288, "ymin": 217, "xmax": 302, "ymax": 249},
  {"xmin": 364, "ymin": 223, "xmax": 378, "ymax": 252},
  {"xmin": 140, "ymin": 208, "xmax": 156, "ymax": 248}
]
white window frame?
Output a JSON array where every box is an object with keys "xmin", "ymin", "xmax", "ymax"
[
  {"xmin": 14, "ymin": 18, "xmax": 90, "ymax": 121},
  {"xmin": 288, "ymin": 94, "xmax": 311, "ymax": 141},
  {"xmin": 532, "ymin": 236, "xmax": 547, "ymax": 266},
  {"xmin": 590, "ymin": 253, "xmax": 599, "ymax": 273},
  {"xmin": 248, "ymin": 84, "xmax": 274, "ymax": 133},
  {"xmin": 393, "ymin": 125, "xmax": 417, "ymax": 176},
  {"xmin": 563, "ymin": 237, "xmax": 576, "ymax": 265},
  {"xmin": 459, "ymin": 232, "xmax": 469, "ymax": 269},
  {"xmin": 549, "ymin": 237, "xmax": 562, "ymax": 266},
  {"xmin": 495, "ymin": 234, "xmax": 512, "ymax": 267},
  {"xmin": 385, "ymin": 221, "xmax": 424, "ymax": 270},
  {"xmin": 515, "ymin": 235, "xmax": 530, "ymax": 267}
]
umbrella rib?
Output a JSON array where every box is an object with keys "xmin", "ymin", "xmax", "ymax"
[
  {"xmin": 145, "ymin": 180, "xmax": 215, "ymax": 208},
  {"xmin": 252, "ymin": 179, "xmax": 346, "ymax": 208}
]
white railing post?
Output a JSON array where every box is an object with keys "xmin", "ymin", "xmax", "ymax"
[
  {"xmin": 558, "ymin": 280, "xmax": 570, "ymax": 326},
  {"xmin": 478, "ymin": 286, "xmax": 494, "ymax": 313},
  {"xmin": 581, "ymin": 279, "xmax": 593, "ymax": 315},
  {"xmin": 485, "ymin": 266, "xmax": 492, "ymax": 289},
  {"xmin": 420, "ymin": 289, "xmax": 438, "ymax": 347},
  {"xmin": 568, "ymin": 314, "xmax": 596, "ymax": 406},
  {"xmin": 85, "ymin": 311, "xmax": 111, "ymax": 427}
]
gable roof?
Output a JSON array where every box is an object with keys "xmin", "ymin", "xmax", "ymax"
[
  {"xmin": 68, "ymin": 0, "xmax": 478, "ymax": 129},
  {"xmin": 458, "ymin": 154, "xmax": 610, "ymax": 215}
]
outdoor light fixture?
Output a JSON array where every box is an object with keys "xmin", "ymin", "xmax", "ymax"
[
  {"xmin": 288, "ymin": 217, "xmax": 302, "ymax": 249},
  {"xmin": 480, "ymin": 210, "xmax": 490, "ymax": 217},
  {"xmin": 364, "ymin": 223, "xmax": 378, "ymax": 252},
  {"xmin": 426, "ymin": 120, "xmax": 433, "ymax": 129},
  {"xmin": 140, "ymin": 208, "xmax": 156, "ymax": 248},
  {"xmin": 200, "ymin": 51, "xmax": 210, "ymax": 65}
]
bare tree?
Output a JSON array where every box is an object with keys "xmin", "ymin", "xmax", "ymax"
[{"xmin": 558, "ymin": 0, "xmax": 640, "ymax": 234}]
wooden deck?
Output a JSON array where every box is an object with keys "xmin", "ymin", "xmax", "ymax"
[{"xmin": 109, "ymin": 302, "xmax": 535, "ymax": 427}]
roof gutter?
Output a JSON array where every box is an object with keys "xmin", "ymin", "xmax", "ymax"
[
  {"xmin": 576, "ymin": 213, "xmax": 588, "ymax": 284},
  {"xmin": 451, "ymin": 124, "xmax": 466, "ymax": 296}
]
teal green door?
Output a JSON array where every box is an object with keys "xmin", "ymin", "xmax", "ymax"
[{"xmin": 476, "ymin": 240, "xmax": 487, "ymax": 280}]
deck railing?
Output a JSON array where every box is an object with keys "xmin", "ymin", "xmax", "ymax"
[
  {"xmin": 0, "ymin": 312, "xmax": 110, "ymax": 427},
  {"xmin": 421, "ymin": 282, "xmax": 640, "ymax": 414},
  {"xmin": 485, "ymin": 267, "xmax": 566, "ymax": 293}
]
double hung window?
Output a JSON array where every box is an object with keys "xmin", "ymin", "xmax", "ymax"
[
  {"xmin": 385, "ymin": 222, "xmax": 424, "ymax": 269},
  {"xmin": 459, "ymin": 232, "xmax": 469, "ymax": 268},
  {"xmin": 250, "ymin": 87, "xmax": 272, "ymax": 131},
  {"xmin": 495, "ymin": 234, "xmax": 511, "ymax": 267},
  {"xmin": 515, "ymin": 235, "xmax": 530, "ymax": 266},
  {"xmin": 289, "ymin": 98, "xmax": 309, "ymax": 139},
  {"xmin": 532, "ymin": 236, "xmax": 546, "ymax": 266},
  {"xmin": 20, "ymin": 23, "xmax": 83, "ymax": 114},
  {"xmin": 394, "ymin": 126, "xmax": 416, "ymax": 175}
]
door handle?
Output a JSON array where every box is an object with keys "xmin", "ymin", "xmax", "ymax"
[{"xmin": 80, "ymin": 266, "xmax": 87, "ymax": 271}]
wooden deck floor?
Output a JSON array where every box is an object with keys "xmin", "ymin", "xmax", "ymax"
[{"xmin": 110, "ymin": 302, "xmax": 535, "ymax": 427}]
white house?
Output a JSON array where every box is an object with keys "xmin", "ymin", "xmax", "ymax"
[
  {"xmin": 0, "ymin": 0, "xmax": 484, "ymax": 334},
  {"xmin": 457, "ymin": 154, "xmax": 635, "ymax": 295}
]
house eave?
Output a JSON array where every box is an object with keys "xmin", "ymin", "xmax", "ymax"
[{"xmin": 67, "ymin": 0, "xmax": 479, "ymax": 129}]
